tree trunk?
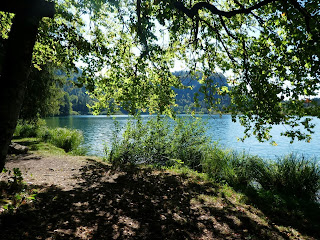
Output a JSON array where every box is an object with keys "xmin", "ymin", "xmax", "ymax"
[{"xmin": 0, "ymin": 14, "xmax": 41, "ymax": 171}]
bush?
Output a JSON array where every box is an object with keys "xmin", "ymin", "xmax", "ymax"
[
  {"xmin": 105, "ymin": 116, "xmax": 210, "ymax": 167},
  {"xmin": 14, "ymin": 119, "xmax": 47, "ymax": 138},
  {"xmin": 199, "ymin": 146, "xmax": 320, "ymax": 200},
  {"xmin": 170, "ymin": 117, "xmax": 210, "ymax": 170},
  {"xmin": 201, "ymin": 146, "xmax": 261, "ymax": 186},
  {"xmin": 256, "ymin": 154, "xmax": 320, "ymax": 201},
  {"xmin": 45, "ymin": 128, "xmax": 84, "ymax": 153},
  {"xmin": 106, "ymin": 116, "xmax": 171, "ymax": 165},
  {"xmin": 105, "ymin": 116, "xmax": 320, "ymax": 201},
  {"xmin": 14, "ymin": 119, "xmax": 86, "ymax": 154}
]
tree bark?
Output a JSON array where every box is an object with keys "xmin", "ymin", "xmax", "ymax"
[
  {"xmin": 0, "ymin": 0, "xmax": 55, "ymax": 17},
  {"xmin": 0, "ymin": 14, "xmax": 41, "ymax": 171}
]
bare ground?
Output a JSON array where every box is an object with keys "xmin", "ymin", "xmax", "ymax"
[{"xmin": 0, "ymin": 153, "xmax": 319, "ymax": 239}]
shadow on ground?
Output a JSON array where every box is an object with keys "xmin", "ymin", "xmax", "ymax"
[{"xmin": 0, "ymin": 160, "xmax": 318, "ymax": 239}]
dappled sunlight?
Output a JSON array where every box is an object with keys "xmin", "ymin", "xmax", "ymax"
[{"xmin": 1, "ymin": 159, "xmax": 313, "ymax": 239}]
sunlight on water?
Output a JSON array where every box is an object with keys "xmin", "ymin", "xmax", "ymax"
[{"xmin": 46, "ymin": 115, "xmax": 320, "ymax": 161}]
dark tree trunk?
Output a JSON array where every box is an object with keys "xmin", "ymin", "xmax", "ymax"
[{"xmin": 0, "ymin": 14, "xmax": 41, "ymax": 171}]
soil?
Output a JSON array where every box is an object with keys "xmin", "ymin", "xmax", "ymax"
[
  {"xmin": 3, "ymin": 154, "xmax": 94, "ymax": 191},
  {"xmin": 0, "ymin": 153, "xmax": 318, "ymax": 239}
]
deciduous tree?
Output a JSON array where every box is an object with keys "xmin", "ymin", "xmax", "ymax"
[{"xmin": 1, "ymin": 0, "xmax": 319, "ymax": 171}]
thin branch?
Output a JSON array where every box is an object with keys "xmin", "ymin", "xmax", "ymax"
[
  {"xmin": 218, "ymin": 15, "xmax": 238, "ymax": 41},
  {"xmin": 242, "ymin": 40, "xmax": 250, "ymax": 84},
  {"xmin": 174, "ymin": 0, "xmax": 276, "ymax": 19},
  {"xmin": 233, "ymin": 0, "xmax": 266, "ymax": 25},
  {"xmin": 200, "ymin": 17, "xmax": 238, "ymax": 67}
]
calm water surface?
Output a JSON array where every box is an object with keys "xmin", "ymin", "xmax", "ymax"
[{"xmin": 46, "ymin": 115, "xmax": 320, "ymax": 160}]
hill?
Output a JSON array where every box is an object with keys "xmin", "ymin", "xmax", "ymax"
[
  {"xmin": 173, "ymin": 71, "xmax": 231, "ymax": 113},
  {"xmin": 56, "ymin": 71, "xmax": 231, "ymax": 115}
]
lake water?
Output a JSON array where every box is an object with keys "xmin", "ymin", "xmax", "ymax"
[{"xmin": 45, "ymin": 115, "xmax": 320, "ymax": 160}]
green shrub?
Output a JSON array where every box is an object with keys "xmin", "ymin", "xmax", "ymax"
[
  {"xmin": 14, "ymin": 119, "xmax": 86, "ymax": 155},
  {"xmin": 170, "ymin": 117, "xmax": 210, "ymax": 170},
  {"xmin": 105, "ymin": 115, "xmax": 320, "ymax": 201},
  {"xmin": 105, "ymin": 116, "xmax": 210, "ymax": 167},
  {"xmin": 202, "ymin": 149, "xmax": 320, "ymax": 200},
  {"xmin": 256, "ymin": 154, "xmax": 320, "ymax": 201},
  {"xmin": 106, "ymin": 116, "xmax": 170, "ymax": 165},
  {"xmin": 45, "ymin": 127, "xmax": 84, "ymax": 153},
  {"xmin": 201, "ymin": 146, "xmax": 260, "ymax": 186},
  {"xmin": 14, "ymin": 119, "xmax": 46, "ymax": 138}
]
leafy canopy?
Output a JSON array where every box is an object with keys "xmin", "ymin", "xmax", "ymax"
[{"xmin": 2, "ymin": 0, "xmax": 319, "ymax": 142}]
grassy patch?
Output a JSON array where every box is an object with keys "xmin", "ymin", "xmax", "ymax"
[
  {"xmin": 12, "ymin": 138, "xmax": 66, "ymax": 156},
  {"xmin": 14, "ymin": 119, "xmax": 87, "ymax": 155}
]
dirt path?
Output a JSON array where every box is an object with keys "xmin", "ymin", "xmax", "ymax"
[
  {"xmin": 3, "ymin": 154, "xmax": 96, "ymax": 191},
  {"xmin": 0, "ymin": 153, "xmax": 318, "ymax": 239}
]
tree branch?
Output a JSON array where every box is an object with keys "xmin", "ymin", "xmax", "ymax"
[
  {"xmin": 174, "ymin": 0, "xmax": 276, "ymax": 19},
  {"xmin": 200, "ymin": 18, "xmax": 238, "ymax": 67},
  {"xmin": 287, "ymin": 0, "xmax": 318, "ymax": 34}
]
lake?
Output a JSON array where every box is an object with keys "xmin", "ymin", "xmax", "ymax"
[{"xmin": 45, "ymin": 114, "xmax": 320, "ymax": 160}]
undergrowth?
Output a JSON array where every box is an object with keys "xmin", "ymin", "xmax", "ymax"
[
  {"xmin": 14, "ymin": 119, "xmax": 86, "ymax": 155},
  {"xmin": 0, "ymin": 168, "xmax": 38, "ymax": 214},
  {"xmin": 105, "ymin": 115, "xmax": 320, "ymax": 202}
]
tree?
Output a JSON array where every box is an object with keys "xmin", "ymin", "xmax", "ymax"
[
  {"xmin": 114, "ymin": 0, "xmax": 319, "ymax": 143},
  {"xmin": 20, "ymin": 64, "xmax": 65, "ymax": 120},
  {"xmin": 0, "ymin": 0, "xmax": 112, "ymax": 171},
  {"xmin": 0, "ymin": 0, "xmax": 55, "ymax": 171},
  {"xmin": 1, "ymin": 0, "xmax": 319, "ymax": 170},
  {"xmin": 87, "ymin": 0, "xmax": 319, "ymax": 143},
  {"xmin": 59, "ymin": 93, "xmax": 73, "ymax": 116}
]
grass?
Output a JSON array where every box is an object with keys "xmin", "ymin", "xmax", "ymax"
[
  {"xmin": 1, "ymin": 138, "xmax": 320, "ymax": 239},
  {"xmin": 12, "ymin": 137, "xmax": 66, "ymax": 156},
  {"xmin": 106, "ymin": 116, "xmax": 320, "ymax": 201},
  {"xmin": 14, "ymin": 119, "xmax": 87, "ymax": 155}
]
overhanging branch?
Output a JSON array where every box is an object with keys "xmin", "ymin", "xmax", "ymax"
[{"xmin": 174, "ymin": 0, "xmax": 276, "ymax": 19}]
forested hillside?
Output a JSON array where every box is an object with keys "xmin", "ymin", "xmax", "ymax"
[
  {"xmin": 57, "ymin": 71, "xmax": 231, "ymax": 115},
  {"xmin": 173, "ymin": 71, "xmax": 231, "ymax": 113}
]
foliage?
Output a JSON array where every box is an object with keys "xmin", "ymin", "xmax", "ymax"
[
  {"xmin": 170, "ymin": 117, "xmax": 210, "ymax": 170},
  {"xmin": 2, "ymin": 0, "xmax": 320, "ymax": 141},
  {"xmin": 87, "ymin": 0, "xmax": 320, "ymax": 141},
  {"xmin": 106, "ymin": 116, "xmax": 320, "ymax": 200},
  {"xmin": 203, "ymin": 149, "xmax": 320, "ymax": 201},
  {"xmin": 14, "ymin": 119, "xmax": 47, "ymax": 138},
  {"xmin": 14, "ymin": 120, "xmax": 86, "ymax": 154},
  {"xmin": 255, "ymin": 154, "xmax": 320, "ymax": 200},
  {"xmin": 173, "ymin": 71, "xmax": 231, "ymax": 114},
  {"xmin": 105, "ymin": 116, "xmax": 210, "ymax": 167},
  {"xmin": 19, "ymin": 64, "xmax": 65, "ymax": 120},
  {"xmin": 0, "ymin": 167, "xmax": 38, "ymax": 214},
  {"xmin": 44, "ymin": 127, "xmax": 84, "ymax": 153},
  {"xmin": 66, "ymin": 84, "xmax": 92, "ymax": 115},
  {"xmin": 58, "ymin": 93, "xmax": 73, "ymax": 116}
]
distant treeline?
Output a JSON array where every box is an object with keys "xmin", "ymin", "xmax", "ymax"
[
  {"xmin": 173, "ymin": 71, "xmax": 231, "ymax": 113},
  {"xmin": 19, "ymin": 65, "xmax": 320, "ymax": 119},
  {"xmin": 20, "ymin": 67, "xmax": 231, "ymax": 118},
  {"xmin": 57, "ymin": 70, "xmax": 231, "ymax": 116}
]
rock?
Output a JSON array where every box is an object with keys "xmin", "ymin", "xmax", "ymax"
[{"xmin": 8, "ymin": 142, "xmax": 29, "ymax": 154}]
